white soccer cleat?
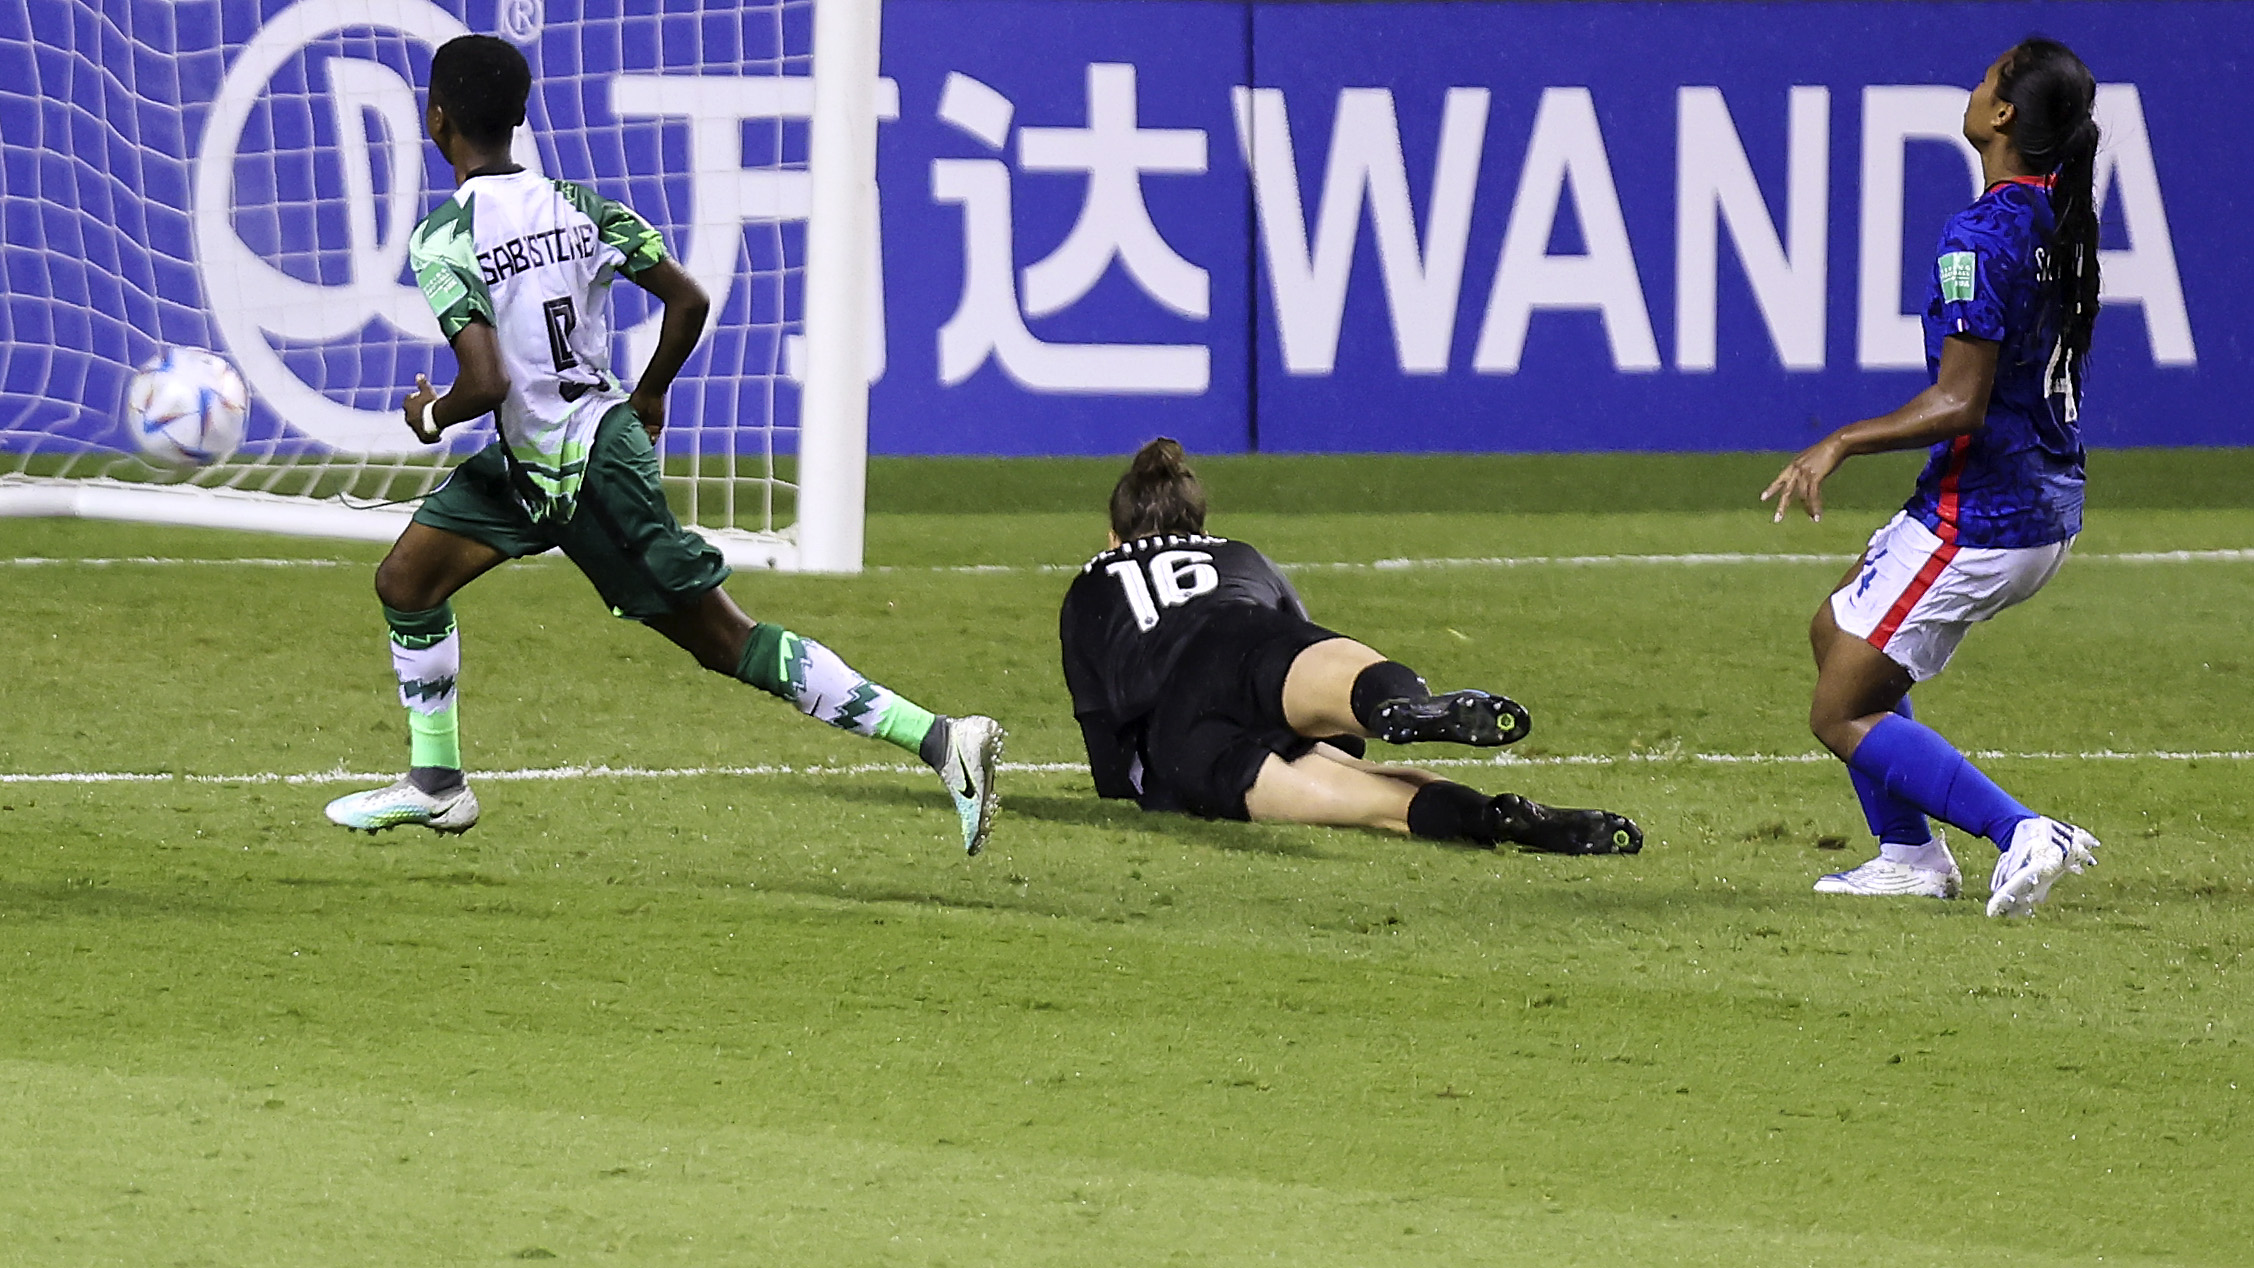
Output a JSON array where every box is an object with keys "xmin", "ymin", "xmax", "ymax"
[
  {"xmin": 1986, "ymin": 817, "xmax": 2098, "ymax": 918},
  {"xmin": 1814, "ymin": 853, "xmax": 1962, "ymax": 899},
  {"xmin": 324, "ymin": 778, "xmax": 480, "ymax": 835},
  {"xmin": 942, "ymin": 715, "xmax": 1005, "ymax": 856}
]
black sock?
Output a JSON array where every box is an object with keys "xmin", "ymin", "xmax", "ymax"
[
  {"xmin": 1349, "ymin": 660, "xmax": 1427, "ymax": 730},
  {"xmin": 1485, "ymin": 794, "xmax": 1567, "ymax": 849},
  {"xmin": 918, "ymin": 715, "xmax": 955, "ymax": 770},
  {"xmin": 409, "ymin": 765, "xmax": 465, "ymax": 795},
  {"xmin": 1406, "ymin": 781, "xmax": 1493, "ymax": 844}
]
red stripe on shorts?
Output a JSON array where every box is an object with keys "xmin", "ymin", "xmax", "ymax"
[{"xmin": 1867, "ymin": 435, "xmax": 1972, "ymax": 651}]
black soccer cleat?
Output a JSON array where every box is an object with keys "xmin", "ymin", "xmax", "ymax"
[
  {"xmin": 1487, "ymin": 795, "xmax": 1643, "ymax": 855},
  {"xmin": 1373, "ymin": 690, "xmax": 1530, "ymax": 747}
]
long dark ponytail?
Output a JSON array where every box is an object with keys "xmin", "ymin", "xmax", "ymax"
[
  {"xmin": 1995, "ymin": 36, "xmax": 2101, "ymax": 405},
  {"xmin": 1110, "ymin": 437, "xmax": 1207, "ymax": 540}
]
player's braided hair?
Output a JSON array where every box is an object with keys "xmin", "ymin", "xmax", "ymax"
[
  {"xmin": 1110, "ymin": 437, "xmax": 1207, "ymax": 540},
  {"xmin": 1996, "ymin": 36, "xmax": 2101, "ymax": 404},
  {"xmin": 430, "ymin": 35, "xmax": 531, "ymax": 146}
]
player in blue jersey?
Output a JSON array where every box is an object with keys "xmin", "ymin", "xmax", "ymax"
[{"xmin": 1762, "ymin": 38, "xmax": 2101, "ymax": 916}]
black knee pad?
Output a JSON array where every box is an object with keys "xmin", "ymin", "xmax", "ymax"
[{"xmin": 1349, "ymin": 660, "xmax": 1427, "ymax": 730}]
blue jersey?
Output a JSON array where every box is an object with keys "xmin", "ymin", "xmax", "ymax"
[{"xmin": 1902, "ymin": 177, "xmax": 2085, "ymax": 550}]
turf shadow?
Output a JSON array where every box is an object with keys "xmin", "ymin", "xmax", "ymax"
[
  {"xmin": 796, "ymin": 780, "xmax": 1333, "ymax": 857},
  {"xmin": 1001, "ymin": 792, "xmax": 1339, "ymax": 859},
  {"xmin": 0, "ymin": 882, "xmax": 247, "ymax": 921},
  {"xmin": 753, "ymin": 876, "xmax": 1017, "ymax": 913},
  {"xmin": 799, "ymin": 779, "xmax": 1345, "ymax": 858},
  {"xmin": 1506, "ymin": 881, "xmax": 1936, "ymax": 919},
  {"xmin": 2084, "ymin": 875, "xmax": 2254, "ymax": 906},
  {"xmin": 792, "ymin": 780, "xmax": 961, "ymax": 815}
]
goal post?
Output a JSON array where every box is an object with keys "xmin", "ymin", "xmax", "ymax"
[
  {"xmin": 796, "ymin": 0, "xmax": 882, "ymax": 574},
  {"xmin": 0, "ymin": 0, "xmax": 880, "ymax": 573}
]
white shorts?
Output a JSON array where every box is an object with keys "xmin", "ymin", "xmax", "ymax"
[{"xmin": 1829, "ymin": 512, "xmax": 2072, "ymax": 682}]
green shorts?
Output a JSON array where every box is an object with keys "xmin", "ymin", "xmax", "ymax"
[{"xmin": 413, "ymin": 402, "xmax": 731, "ymax": 620}]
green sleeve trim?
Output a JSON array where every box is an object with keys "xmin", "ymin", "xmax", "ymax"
[
  {"xmin": 408, "ymin": 198, "xmax": 494, "ymax": 339},
  {"xmin": 557, "ymin": 178, "xmax": 668, "ymax": 276}
]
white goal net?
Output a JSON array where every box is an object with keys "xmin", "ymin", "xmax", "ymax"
[{"xmin": 0, "ymin": 0, "xmax": 877, "ymax": 571}]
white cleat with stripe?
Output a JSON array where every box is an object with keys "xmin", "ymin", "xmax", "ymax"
[
  {"xmin": 324, "ymin": 778, "xmax": 480, "ymax": 835},
  {"xmin": 942, "ymin": 715, "xmax": 1005, "ymax": 856},
  {"xmin": 1814, "ymin": 853, "xmax": 1962, "ymax": 899},
  {"xmin": 1986, "ymin": 816, "xmax": 2099, "ymax": 917}
]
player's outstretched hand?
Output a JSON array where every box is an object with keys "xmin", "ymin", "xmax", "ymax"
[
  {"xmin": 1761, "ymin": 436, "xmax": 1845, "ymax": 522},
  {"xmin": 629, "ymin": 389, "xmax": 665, "ymax": 444},
  {"xmin": 403, "ymin": 374, "xmax": 444, "ymax": 445}
]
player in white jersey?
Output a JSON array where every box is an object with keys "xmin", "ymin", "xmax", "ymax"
[{"xmin": 323, "ymin": 36, "xmax": 1004, "ymax": 854}]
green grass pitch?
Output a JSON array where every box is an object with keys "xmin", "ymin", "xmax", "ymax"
[{"xmin": 2, "ymin": 451, "xmax": 2250, "ymax": 1265}]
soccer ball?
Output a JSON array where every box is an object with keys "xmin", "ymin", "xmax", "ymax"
[{"xmin": 123, "ymin": 346, "xmax": 249, "ymax": 467}]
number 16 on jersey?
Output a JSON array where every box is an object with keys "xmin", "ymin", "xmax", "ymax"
[{"xmin": 1106, "ymin": 550, "xmax": 1219, "ymax": 631}]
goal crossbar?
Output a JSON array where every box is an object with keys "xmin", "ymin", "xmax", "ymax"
[{"xmin": 0, "ymin": 477, "xmax": 793, "ymax": 569}]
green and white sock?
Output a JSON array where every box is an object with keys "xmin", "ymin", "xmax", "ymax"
[
  {"xmin": 734, "ymin": 622, "xmax": 947, "ymax": 764},
  {"xmin": 385, "ymin": 602, "xmax": 461, "ymax": 782}
]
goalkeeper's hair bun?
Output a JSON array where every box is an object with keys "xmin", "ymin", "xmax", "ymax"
[{"xmin": 1110, "ymin": 437, "xmax": 1207, "ymax": 540}]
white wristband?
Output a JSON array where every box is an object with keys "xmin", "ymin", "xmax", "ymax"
[{"xmin": 417, "ymin": 394, "xmax": 443, "ymax": 440}]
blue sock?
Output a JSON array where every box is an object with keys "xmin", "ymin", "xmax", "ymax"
[
  {"xmin": 1847, "ymin": 714, "xmax": 2035, "ymax": 850},
  {"xmin": 1848, "ymin": 696, "xmax": 1932, "ymax": 845}
]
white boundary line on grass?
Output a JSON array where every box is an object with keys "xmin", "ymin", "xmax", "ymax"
[
  {"xmin": 4, "ymin": 749, "xmax": 2249, "ymax": 786},
  {"xmin": 1303, "ymin": 547, "xmax": 2254, "ymax": 572},
  {"xmin": 1, "ymin": 556, "xmax": 357, "ymax": 567},
  {"xmin": 9, "ymin": 547, "xmax": 2254, "ymax": 573}
]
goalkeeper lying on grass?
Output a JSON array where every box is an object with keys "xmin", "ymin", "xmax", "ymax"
[
  {"xmin": 1059, "ymin": 439, "xmax": 1641, "ymax": 854},
  {"xmin": 323, "ymin": 34, "xmax": 1004, "ymax": 854}
]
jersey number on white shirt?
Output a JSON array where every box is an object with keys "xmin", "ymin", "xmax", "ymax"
[
  {"xmin": 1105, "ymin": 550, "xmax": 1219, "ymax": 631},
  {"xmin": 542, "ymin": 297, "xmax": 579, "ymax": 370}
]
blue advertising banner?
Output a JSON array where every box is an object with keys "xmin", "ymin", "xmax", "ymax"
[
  {"xmin": 0, "ymin": 0, "xmax": 2241, "ymax": 460},
  {"xmin": 878, "ymin": 0, "xmax": 2242, "ymax": 454},
  {"xmin": 871, "ymin": 0, "xmax": 1252, "ymax": 458},
  {"xmin": 1234, "ymin": 1, "xmax": 2231, "ymax": 454}
]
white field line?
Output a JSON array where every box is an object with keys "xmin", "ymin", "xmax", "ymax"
[
  {"xmin": 9, "ymin": 548, "xmax": 2254, "ymax": 573},
  {"xmin": 4, "ymin": 749, "xmax": 2250, "ymax": 786},
  {"xmin": 1, "ymin": 556, "xmax": 360, "ymax": 567},
  {"xmin": 1303, "ymin": 547, "xmax": 2254, "ymax": 572}
]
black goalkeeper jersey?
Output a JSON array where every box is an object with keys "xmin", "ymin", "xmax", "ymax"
[{"xmin": 1058, "ymin": 534, "xmax": 1308, "ymax": 797}]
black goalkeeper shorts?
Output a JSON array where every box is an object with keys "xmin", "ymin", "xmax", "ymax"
[{"xmin": 1140, "ymin": 606, "xmax": 1345, "ymax": 821}]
